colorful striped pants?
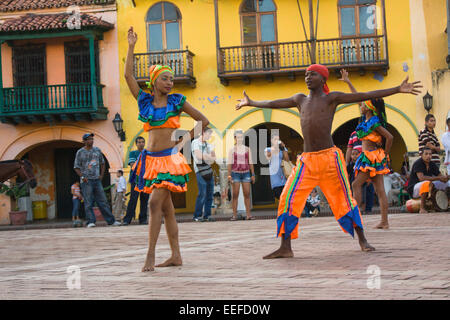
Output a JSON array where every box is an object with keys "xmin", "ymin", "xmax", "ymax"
[{"xmin": 277, "ymin": 146, "xmax": 363, "ymax": 239}]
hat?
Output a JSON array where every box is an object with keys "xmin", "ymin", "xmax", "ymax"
[
  {"xmin": 306, "ymin": 64, "xmax": 330, "ymax": 94},
  {"xmin": 82, "ymin": 133, "xmax": 94, "ymax": 141}
]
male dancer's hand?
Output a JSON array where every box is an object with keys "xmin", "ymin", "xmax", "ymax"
[
  {"xmin": 338, "ymin": 69, "xmax": 350, "ymax": 83},
  {"xmin": 128, "ymin": 26, "xmax": 137, "ymax": 46},
  {"xmin": 398, "ymin": 76, "xmax": 422, "ymax": 95},
  {"xmin": 236, "ymin": 91, "xmax": 251, "ymax": 110}
]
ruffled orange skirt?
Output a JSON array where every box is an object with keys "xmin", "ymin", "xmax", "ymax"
[
  {"xmin": 129, "ymin": 148, "xmax": 191, "ymax": 194},
  {"xmin": 354, "ymin": 148, "xmax": 390, "ymax": 178}
]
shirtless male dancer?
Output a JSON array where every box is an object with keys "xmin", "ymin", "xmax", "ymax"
[{"xmin": 236, "ymin": 64, "xmax": 422, "ymax": 258}]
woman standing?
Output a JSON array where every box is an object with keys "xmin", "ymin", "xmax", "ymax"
[
  {"xmin": 227, "ymin": 130, "xmax": 255, "ymax": 220},
  {"xmin": 125, "ymin": 27, "xmax": 209, "ymax": 272},
  {"xmin": 352, "ymin": 98, "xmax": 393, "ymax": 229}
]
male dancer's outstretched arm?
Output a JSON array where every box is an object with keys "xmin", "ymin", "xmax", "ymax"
[{"xmin": 236, "ymin": 91, "xmax": 304, "ymax": 110}]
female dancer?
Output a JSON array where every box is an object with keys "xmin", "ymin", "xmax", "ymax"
[
  {"xmin": 227, "ymin": 130, "xmax": 255, "ymax": 220},
  {"xmin": 125, "ymin": 27, "xmax": 209, "ymax": 272},
  {"xmin": 352, "ymin": 98, "xmax": 393, "ymax": 229}
]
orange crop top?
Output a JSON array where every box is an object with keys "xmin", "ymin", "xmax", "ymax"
[{"xmin": 137, "ymin": 89, "xmax": 186, "ymax": 132}]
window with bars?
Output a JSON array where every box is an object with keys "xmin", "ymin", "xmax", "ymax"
[
  {"xmin": 64, "ymin": 40, "xmax": 100, "ymax": 84},
  {"xmin": 12, "ymin": 44, "xmax": 47, "ymax": 87}
]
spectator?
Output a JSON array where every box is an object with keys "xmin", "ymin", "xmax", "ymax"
[
  {"xmin": 113, "ymin": 170, "xmax": 127, "ymax": 221},
  {"xmin": 346, "ymin": 148, "xmax": 360, "ymax": 186},
  {"xmin": 71, "ymin": 181, "xmax": 83, "ymax": 223},
  {"xmin": 401, "ymin": 152, "xmax": 410, "ymax": 181},
  {"xmin": 418, "ymin": 114, "xmax": 441, "ymax": 167},
  {"xmin": 264, "ymin": 133, "xmax": 289, "ymax": 200},
  {"xmin": 407, "ymin": 147, "xmax": 449, "ymax": 213},
  {"xmin": 227, "ymin": 130, "xmax": 255, "ymax": 221},
  {"xmin": 442, "ymin": 117, "xmax": 450, "ymax": 175},
  {"xmin": 386, "ymin": 171, "xmax": 408, "ymax": 206},
  {"xmin": 122, "ymin": 136, "xmax": 149, "ymax": 225},
  {"xmin": 74, "ymin": 133, "xmax": 121, "ymax": 228},
  {"xmin": 303, "ymin": 188, "xmax": 320, "ymax": 217},
  {"xmin": 192, "ymin": 127, "xmax": 216, "ymax": 222}
]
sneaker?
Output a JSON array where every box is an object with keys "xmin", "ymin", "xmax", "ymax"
[
  {"xmin": 111, "ymin": 221, "xmax": 122, "ymax": 226},
  {"xmin": 121, "ymin": 221, "xmax": 129, "ymax": 226},
  {"xmin": 87, "ymin": 223, "xmax": 96, "ymax": 228},
  {"xmin": 193, "ymin": 217, "xmax": 203, "ymax": 222}
]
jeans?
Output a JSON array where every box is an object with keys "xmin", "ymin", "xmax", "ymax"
[
  {"xmin": 81, "ymin": 179, "xmax": 115, "ymax": 225},
  {"xmin": 123, "ymin": 183, "xmax": 149, "ymax": 224},
  {"xmin": 363, "ymin": 183, "xmax": 374, "ymax": 212},
  {"xmin": 72, "ymin": 198, "xmax": 81, "ymax": 217},
  {"xmin": 231, "ymin": 171, "xmax": 251, "ymax": 183},
  {"xmin": 194, "ymin": 172, "xmax": 214, "ymax": 220}
]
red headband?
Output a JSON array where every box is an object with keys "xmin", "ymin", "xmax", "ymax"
[{"xmin": 306, "ymin": 64, "xmax": 330, "ymax": 94}]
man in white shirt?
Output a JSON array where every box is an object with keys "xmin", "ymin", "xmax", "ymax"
[
  {"xmin": 113, "ymin": 170, "xmax": 127, "ymax": 221},
  {"xmin": 442, "ymin": 117, "xmax": 450, "ymax": 175},
  {"xmin": 191, "ymin": 127, "xmax": 216, "ymax": 222}
]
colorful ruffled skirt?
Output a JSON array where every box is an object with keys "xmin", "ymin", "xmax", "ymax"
[
  {"xmin": 129, "ymin": 147, "xmax": 191, "ymax": 194},
  {"xmin": 354, "ymin": 148, "xmax": 390, "ymax": 178}
]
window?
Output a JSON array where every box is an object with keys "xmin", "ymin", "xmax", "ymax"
[
  {"xmin": 338, "ymin": 0, "xmax": 377, "ymax": 37},
  {"xmin": 64, "ymin": 40, "xmax": 100, "ymax": 108},
  {"xmin": 338, "ymin": 0, "xmax": 379, "ymax": 63},
  {"xmin": 64, "ymin": 40, "xmax": 100, "ymax": 84},
  {"xmin": 11, "ymin": 44, "xmax": 47, "ymax": 110},
  {"xmin": 146, "ymin": 2, "xmax": 182, "ymax": 52},
  {"xmin": 239, "ymin": 0, "xmax": 278, "ymax": 70},
  {"xmin": 13, "ymin": 44, "xmax": 46, "ymax": 87},
  {"xmin": 240, "ymin": 0, "xmax": 277, "ymax": 45}
]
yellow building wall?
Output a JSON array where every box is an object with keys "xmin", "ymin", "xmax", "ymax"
[
  {"xmin": 423, "ymin": 0, "xmax": 448, "ymax": 72},
  {"xmin": 117, "ymin": 0, "xmax": 423, "ymax": 213}
]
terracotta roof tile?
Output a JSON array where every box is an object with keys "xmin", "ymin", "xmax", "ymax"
[
  {"xmin": 0, "ymin": 13, "xmax": 114, "ymax": 32},
  {"xmin": 0, "ymin": 0, "xmax": 116, "ymax": 12}
]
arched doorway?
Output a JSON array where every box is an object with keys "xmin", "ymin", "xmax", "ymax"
[
  {"xmin": 332, "ymin": 118, "xmax": 408, "ymax": 172},
  {"xmin": 245, "ymin": 122, "xmax": 304, "ymax": 205},
  {"xmin": 20, "ymin": 140, "xmax": 112, "ymax": 220}
]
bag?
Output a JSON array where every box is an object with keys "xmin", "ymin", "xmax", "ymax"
[
  {"xmin": 281, "ymin": 160, "xmax": 294, "ymax": 179},
  {"xmin": 197, "ymin": 162, "xmax": 213, "ymax": 181}
]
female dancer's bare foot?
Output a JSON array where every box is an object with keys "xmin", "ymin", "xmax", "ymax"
[
  {"xmin": 374, "ymin": 222, "xmax": 389, "ymax": 229},
  {"xmin": 359, "ymin": 239, "xmax": 376, "ymax": 252},
  {"xmin": 155, "ymin": 256, "xmax": 182, "ymax": 267},
  {"xmin": 263, "ymin": 247, "xmax": 294, "ymax": 259},
  {"xmin": 142, "ymin": 254, "xmax": 155, "ymax": 272}
]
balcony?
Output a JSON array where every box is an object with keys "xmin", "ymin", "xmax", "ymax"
[
  {"xmin": 0, "ymin": 83, "xmax": 108, "ymax": 124},
  {"xmin": 218, "ymin": 35, "xmax": 389, "ymax": 85},
  {"xmin": 134, "ymin": 49, "xmax": 196, "ymax": 88}
]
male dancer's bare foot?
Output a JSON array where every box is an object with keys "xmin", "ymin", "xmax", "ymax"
[
  {"xmin": 142, "ymin": 254, "xmax": 155, "ymax": 272},
  {"xmin": 374, "ymin": 222, "xmax": 389, "ymax": 229},
  {"xmin": 359, "ymin": 239, "xmax": 376, "ymax": 252},
  {"xmin": 263, "ymin": 247, "xmax": 294, "ymax": 259},
  {"xmin": 155, "ymin": 256, "xmax": 182, "ymax": 267},
  {"xmin": 263, "ymin": 236, "xmax": 293, "ymax": 259},
  {"xmin": 355, "ymin": 226, "xmax": 375, "ymax": 252}
]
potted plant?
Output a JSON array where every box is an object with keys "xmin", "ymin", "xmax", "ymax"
[{"xmin": 0, "ymin": 182, "xmax": 29, "ymax": 225}]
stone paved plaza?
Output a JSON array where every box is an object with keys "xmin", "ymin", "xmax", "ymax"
[{"xmin": 0, "ymin": 212, "xmax": 449, "ymax": 300}]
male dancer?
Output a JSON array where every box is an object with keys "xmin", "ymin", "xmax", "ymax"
[{"xmin": 236, "ymin": 64, "xmax": 422, "ymax": 258}]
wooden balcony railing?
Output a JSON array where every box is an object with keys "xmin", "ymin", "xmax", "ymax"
[
  {"xmin": 0, "ymin": 83, "xmax": 108, "ymax": 124},
  {"xmin": 218, "ymin": 35, "xmax": 388, "ymax": 82},
  {"xmin": 134, "ymin": 49, "xmax": 196, "ymax": 87}
]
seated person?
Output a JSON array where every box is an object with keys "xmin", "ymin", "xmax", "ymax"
[
  {"xmin": 407, "ymin": 147, "xmax": 449, "ymax": 213},
  {"xmin": 303, "ymin": 188, "xmax": 321, "ymax": 217},
  {"xmin": 386, "ymin": 171, "xmax": 408, "ymax": 206}
]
